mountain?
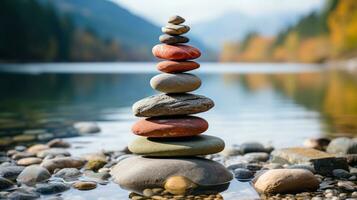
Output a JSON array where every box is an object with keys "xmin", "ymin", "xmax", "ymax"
[
  {"xmin": 37, "ymin": 0, "xmax": 159, "ymax": 60},
  {"xmin": 192, "ymin": 11, "xmax": 301, "ymax": 50},
  {"xmin": 39, "ymin": 0, "xmax": 213, "ymax": 61}
]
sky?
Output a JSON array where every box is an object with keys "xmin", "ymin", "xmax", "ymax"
[{"xmin": 113, "ymin": 0, "xmax": 325, "ymax": 25}]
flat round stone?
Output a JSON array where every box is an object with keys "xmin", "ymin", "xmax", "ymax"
[
  {"xmin": 162, "ymin": 24, "xmax": 190, "ymax": 35},
  {"xmin": 128, "ymin": 135, "xmax": 225, "ymax": 156},
  {"xmin": 159, "ymin": 34, "xmax": 189, "ymax": 45},
  {"xmin": 168, "ymin": 15, "xmax": 185, "ymax": 25},
  {"xmin": 152, "ymin": 44, "xmax": 201, "ymax": 61},
  {"xmin": 132, "ymin": 116, "xmax": 208, "ymax": 137},
  {"xmin": 132, "ymin": 93, "xmax": 214, "ymax": 117},
  {"xmin": 150, "ymin": 73, "xmax": 201, "ymax": 93},
  {"xmin": 110, "ymin": 156, "xmax": 233, "ymax": 194},
  {"xmin": 157, "ymin": 61, "xmax": 200, "ymax": 73}
]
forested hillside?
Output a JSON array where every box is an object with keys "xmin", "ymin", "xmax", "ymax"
[
  {"xmin": 221, "ymin": 0, "xmax": 357, "ymax": 63},
  {"xmin": 0, "ymin": 0, "xmax": 158, "ymax": 62}
]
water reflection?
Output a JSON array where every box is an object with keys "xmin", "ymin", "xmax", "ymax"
[{"xmin": 0, "ymin": 64, "xmax": 356, "ymax": 148}]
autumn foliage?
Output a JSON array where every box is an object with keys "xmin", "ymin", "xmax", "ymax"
[{"xmin": 221, "ymin": 0, "xmax": 357, "ymax": 63}]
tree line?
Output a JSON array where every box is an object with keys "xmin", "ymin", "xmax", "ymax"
[
  {"xmin": 221, "ymin": 0, "xmax": 357, "ymax": 63},
  {"xmin": 0, "ymin": 0, "xmax": 137, "ymax": 62}
]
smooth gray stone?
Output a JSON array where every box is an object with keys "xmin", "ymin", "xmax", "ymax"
[
  {"xmin": 133, "ymin": 93, "xmax": 214, "ymax": 117},
  {"xmin": 36, "ymin": 148, "xmax": 70, "ymax": 158},
  {"xmin": 16, "ymin": 165, "xmax": 51, "ymax": 186},
  {"xmin": 168, "ymin": 15, "xmax": 185, "ymax": 25},
  {"xmin": 41, "ymin": 157, "xmax": 85, "ymax": 173},
  {"xmin": 54, "ymin": 168, "xmax": 81, "ymax": 181},
  {"xmin": 0, "ymin": 166, "xmax": 25, "ymax": 181},
  {"xmin": 162, "ymin": 24, "xmax": 190, "ymax": 35},
  {"xmin": 35, "ymin": 182, "xmax": 70, "ymax": 194},
  {"xmin": 159, "ymin": 34, "xmax": 189, "ymax": 44},
  {"xmin": 326, "ymin": 137, "xmax": 357, "ymax": 154},
  {"xmin": 110, "ymin": 156, "xmax": 233, "ymax": 194},
  {"xmin": 129, "ymin": 135, "xmax": 225, "ymax": 157},
  {"xmin": 0, "ymin": 177, "xmax": 13, "ymax": 190},
  {"xmin": 150, "ymin": 73, "xmax": 201, "ymax": 93}
]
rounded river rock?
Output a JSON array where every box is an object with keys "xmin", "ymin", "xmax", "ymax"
[
  {"xmin": 128, "ymin": 135, "xmax": 225, "ymax": 156},
  {"xmin": 110, "ymin": 156, "xmax": 232, "ymax": 194},
  {"xmin": 132, "ymin": 116, "xmax": 208, "ymax": 137},
  {"xmin": 157, "ymin": 61, "xmax": 200, "ymax": 73},
  {"xmin": 132, "ymin": 93, "xmax": 214, "ymax": 117},
  {"xmin": 150, "ymin": 73, "xmax": 201, "ymax": 93},
  {"xmin": 152, "ymin": 44, "xmax": 201, "ymax": 60}
]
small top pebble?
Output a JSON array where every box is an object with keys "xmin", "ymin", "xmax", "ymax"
[{"xmin": 168, "ymin": 15, "xmax": 185, "ymax": 25}]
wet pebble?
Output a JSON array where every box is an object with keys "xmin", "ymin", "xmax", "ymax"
[
  {"xmin": 16, "ymin": 165, "xmax": 51, "ymax": 186},
  {"xmin": 73, "ymin": 181, "xmax": 97, "ymax": 190},
  {"xmin": 0, "ymin": 177, "xmax": 14, "ymax": 190},
  {"xmin": 16, "ymin": 157, "xmax": 42, "ymax": 166},
  {"xmin": 234, "ymin": 168, "xmax": 254, "ymax": 181},
  {"xmin": 54, "ymin": 168, "xmax": 81, "ymax": 181},
  {"xmin": 35, "ymin": 182, "xmax": 70, "ymax": 194}
]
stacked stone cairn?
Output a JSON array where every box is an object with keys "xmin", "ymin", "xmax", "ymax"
[{"xmin": 110, "ymin": 16, "xmax": 233, "ymax": 199}]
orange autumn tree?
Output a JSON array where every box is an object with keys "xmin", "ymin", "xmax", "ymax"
[{"xmin": 328, "ymin": 0, "xmax": 357, "ymax": 57}]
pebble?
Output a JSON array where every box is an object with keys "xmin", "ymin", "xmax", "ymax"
[
  {"xmin": 7, "ymin": 189, "xmax": 40, "ymax": 200},
  {"xmin": 220, "ymin": 147, "xmax": 241, "ymax": 157},
  {"xmin": 12, "ymin": 152, "xmax": 36, "ymax": 160},
  {"xmin": 132, "ymin": 116, "xmax": 208, "ymax": 137},
  {"xmin": 156, "ymin": 60, "xmax": 200, "ymax": 73},
  {"xmin": 237, "ymin": 142, "xmax": 268, "ymax": 154},
  {"xmin": 128, "ymin": 135, "xmax": 225, "ymax": 156},
  {"xmin": 0, "ymin": 166, "xmax": 25, "ymax": 181},
  {"xmin": 327, "ymin": 137, "xmax": 357, "ymax": 154},
  {"xmin": 162, "ymin": 24, "xmax": 190, "ymax": 35},
  {"xmin": 234, "ymin": 168, "xmax": 254, "ymax": 180},
  {"xmin": 73, "ymin": 122, "xmax": 101, "ymax": 134},
  {"xmin": 152, "ymin": 44, "xmax": 201, "ymax": 60},
  {"xmin": 16, "ymin": 157, "xmax": 42, "ymax": 166},
  {"xmin": 271, "ymin": 147, "xmax": 334, "ymax": 165},
  {"xmin": 111, "ymin": 156, "xmax": 232, "ymax": 194},
  {"xmin": 303, "ymin": 138, "xmax": 330, "ymax": 150},
  {"xmin": 35, "ymin": 182, "xmax": 70, "ymax": 194},
  {"xmin": 168, "ymin": 15, "xmax": 185, "ymax": 25},
  {"xmin": 16, "ymin": 165, "xmax": 51, "ymax": 186},
  {"xmin": 287, "ymin": 164, "xmax": 316, "ymax": 173},
  {"xmin": 244, "ymin": 152, "xmax": 270, "ymax": 163},
  {"xmin": 36, "ymin": 148, "xmax": 70, "ymax": 158},
  {"xmin": 150, "ymin": 73, "xmax": 201, "ymax": 93},
  {"xmin": 41, "ymin": 157, "xmax": 85, "ymax": 173},
  {"xmin": 337, "ymin": 181, "xmax": 356, "ymax": 191},
  {"xmin": 85, "ymin": 158, "xmax": 107, "ymax": 171},
  {"xmin": 133, "ymin": 93, "xmax": 214, "ymax": 117},
  {"xmin": 0, "ymin": 177, "xmax": 14, "ymax": 190},
  {"xmin": 47, "ymin": 139, "xmax": 70, "ymax": 148},
  {"xmin": 312, "ymin": 157, "xmax": 349, "ymax": 176},
  {"xmin": 26, "ymin": 144, "xmax": 49, "ymax": 154},
  {"xmin": 333, "ymin": 169, "xmax": 352, "ymax": 179},
  {"xmin": 159, "ymin": 34, "xmax": 189, "ymax": 44},
  {"xmin": 164, "ymin": 176, "xmax": 197, "ymax": 195},
  {"xmin": 73, "ymin": 181, "xmax": 97, "ymax": 190},
  {"xmin": 54, "ymin": 168, "xmax": 81, "ymax": 181},
  {"xmin": 254, "ymin": 169, "xmax": 320, "ymax": 194}
]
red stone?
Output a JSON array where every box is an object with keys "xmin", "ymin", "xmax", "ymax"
[
  {"xmin": 152, "ymin": 44, "xmax": 201, "ymax": 61},
  {"xmin": 132, "ymin": 116, "xmax": 208, "ymax": 137},
  {"xmin": 157, "ymin": 61, "xmax": 200, "ymax": 73}
]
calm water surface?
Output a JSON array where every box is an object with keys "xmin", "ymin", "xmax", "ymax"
[{"xmin": 0, "ymin": 62, "xmax": 357, "ymax": 199}]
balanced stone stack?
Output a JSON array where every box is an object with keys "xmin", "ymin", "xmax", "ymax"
[{"xmin": 111, "ymin": 16, "xmax": 233, "ymax": 198}]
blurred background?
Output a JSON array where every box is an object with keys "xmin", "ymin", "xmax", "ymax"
[{"xmin": 0, "ymin": 0, "xmax": 356, "ymax": 151}]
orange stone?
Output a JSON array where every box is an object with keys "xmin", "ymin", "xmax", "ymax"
[
  {"xmin": 157, "ymin": 61, "xmax": 200, "ymax": 73},
  {"xmin": 132, "ymin": 116, "xmax": 208, "ymax": 137},
  {"xmin": 152, "ymin": 44, "xmax": 201, "ymax": 61}
]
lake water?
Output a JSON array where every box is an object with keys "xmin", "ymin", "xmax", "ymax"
[{"xmin": 0, "ymin": 62, "xmax": 357, "ymax": 199}]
